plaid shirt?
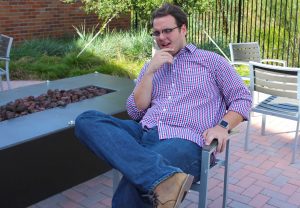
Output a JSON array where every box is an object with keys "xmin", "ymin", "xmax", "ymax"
[{"xmin": 126, "ymin": 44, "xmax": 252, "ymax": 147}]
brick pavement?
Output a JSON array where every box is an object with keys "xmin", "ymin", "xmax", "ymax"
[{"xmin": 3, "ymin": 81, "xmax": 300, "ymax": 208}]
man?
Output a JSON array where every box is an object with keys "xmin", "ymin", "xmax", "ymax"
[{"xmin": 75, "ymin": 3, "xmax": 252, "ymax": 208}]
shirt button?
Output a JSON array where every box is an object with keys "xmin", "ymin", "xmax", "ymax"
[
  {"xmin": 168, "ymin": 96, "xmax": 171, "ymax": 100},
  {"xmin": 163, "ymin": 108, "xmax": 167, "ymax": 112}
]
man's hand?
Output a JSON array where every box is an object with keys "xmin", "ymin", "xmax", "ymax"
[
  {"xmin": 202, "ymin": 126, "xmax": 229, "ymax": 153},
  {"xmin": 147, "ymin": 48, "xmax": 174, "ymax": 74}
]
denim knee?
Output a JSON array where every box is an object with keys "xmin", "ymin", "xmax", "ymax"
[
  {"xmin": 76, "ymin": 110, "xmax": 106, "ymax": 122},
  {"xmin": 74, "ymin": 110, "xmax": 105, "ymax": 141}
]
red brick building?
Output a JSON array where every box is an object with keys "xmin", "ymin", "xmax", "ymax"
[{"xmin": 0, "ymin": 0, "xmax": 130, "ymax": 43}]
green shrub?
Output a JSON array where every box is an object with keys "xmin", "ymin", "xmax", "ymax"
[
  {"xmin": 10, "ymin": 29, "xmax": 152, "ymax": 80},
  {"xmin": 12, "ymin": 38, "xmax": 74, "ymax": 59}
]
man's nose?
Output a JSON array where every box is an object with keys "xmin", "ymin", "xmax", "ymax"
[{"xmin": 157, "ymin": 32, "xmax": 167, "ymax": 39}]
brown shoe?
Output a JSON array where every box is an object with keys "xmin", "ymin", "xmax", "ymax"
[{"xmin": 153, "ymin": 173, "xmax": 194, "ymax": 208}]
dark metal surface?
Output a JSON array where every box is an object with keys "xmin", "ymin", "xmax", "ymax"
[
  {"xmin": 0, "ymin": 73, "xmax": 135, "ymax": 150},
  {"xmin": 0, "ymin": 127, "xmax": 111, "ymax": 208}
]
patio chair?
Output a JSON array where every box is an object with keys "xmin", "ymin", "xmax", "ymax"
[
  {"xmin": 113, "ymin": 138, "xmax": 230, "ymax": 208},
  {"xmin": 0, "ymin": 34, "xmax": 13, "ymax": 90},
  {"xmin": 229, "ymin": 42, "xmax": 287, "ymax": 80},
  {"xmin": 245, "ymin": 61, "xmax": 300, "ymax": 163}
]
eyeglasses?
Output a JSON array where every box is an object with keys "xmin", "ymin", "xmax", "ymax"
[{"xmin": 150, "ymin": 25, "xmax": 182, "ymax": 37}]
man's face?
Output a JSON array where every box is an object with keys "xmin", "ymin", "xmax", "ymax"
[{"xmin": 152, "ymin": 15, "xmax": 187, "ymax": 56}]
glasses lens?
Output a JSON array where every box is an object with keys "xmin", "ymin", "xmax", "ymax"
[
  {"xmin": 151, "ymin": 31, "xmax": 160, "ymax": 37},
  {"xmin": 163, "ymin": 28, "xmax": 173, "ymax": 34}
]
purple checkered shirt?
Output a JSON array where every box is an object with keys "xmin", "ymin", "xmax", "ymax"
[{"xmin": 126, "ymin": 44, "xmax": 252, "ymax": 147}]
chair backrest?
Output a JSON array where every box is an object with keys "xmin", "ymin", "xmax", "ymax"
[
  {"xmin": 0, "ymin": 34, "xmax": 13, "ymax": 59},
  {"xmin": 249, "ymin": 61, "xmax": 300, "ymax": 99},
  {"xmin": 229, "ymin": 42, "xmax": 261, "ymax": 64}
]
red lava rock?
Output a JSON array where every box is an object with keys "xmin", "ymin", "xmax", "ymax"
[{"xmin": 0, "ymin": 85, "xmax": 112, "ymax": 122}]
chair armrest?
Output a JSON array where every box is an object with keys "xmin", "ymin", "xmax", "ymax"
[
  {"xmin": 261, "ymin": 59, "xmax": 287, "ymax": 66},
  {"xmin": 0, "ymin": 57, "xmax": 10, "ymax": 61},
  {"xmin": 202, "ymin": 128, "xmax": 235, "ymax": 153},
  {"xmin": 202, "ymin": 139, "xmax": 218, "ymax": 153},
  {"xmin": 230, "ymin": 61, "xmax": 250, "ymax": 66}
]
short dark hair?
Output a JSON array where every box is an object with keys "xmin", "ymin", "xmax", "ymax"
[{"xmin": 151, "ymin": 3, "xmax": 188, "ymax": 29}]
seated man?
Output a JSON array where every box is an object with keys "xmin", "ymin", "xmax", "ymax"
[{"xmin": 75, "ymin": 3, "xmax": 252, "ymax": 208}]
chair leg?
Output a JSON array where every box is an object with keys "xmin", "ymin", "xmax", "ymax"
[
  {"xmin": 222, "ymin": 139, "xmax": 230, "ymax": 208},
  {"xmin": 0, "ymin": 75, "xmax": 3, "ymax": 91},
  {"xmin": 199, "ymin": 149, "xmax": 210, "ymax": 208},
  {"xmin": 261, "ymin": 115, "xmax": 266, "ymax": 135},
  {"xmin": 292, "ymin": 121, "xmax": 300, "ymax": 164},
  {"xmin": 112, "ymin": 169, "xmax": 122, "ymax": 194},
  {"xmin": 253, "ymin": 91, "xmax": 260, "ymax": 105},
  {"xmin": 245, "ymin": 114, "xmax": 252, "ymax": 151},
  {"xmin": 5, "ymin": 61, "xmax": 11, "ymax": 90}
]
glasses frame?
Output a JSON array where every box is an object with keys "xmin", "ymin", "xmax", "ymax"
[{"xmin": 150, "ymin": 25, "xmax": 182, "ymax": 37}]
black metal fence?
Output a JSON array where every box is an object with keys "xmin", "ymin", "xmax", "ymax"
[{"xmin": 190, "ymin": 0, "xmax": 299, "ymax": 67}]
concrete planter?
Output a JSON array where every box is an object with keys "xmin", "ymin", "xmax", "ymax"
[{"xmin": 0, "ymin": 73, "xmax": 134, "ymax": 208}]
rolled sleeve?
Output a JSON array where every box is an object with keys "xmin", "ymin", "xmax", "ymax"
[
  {"xmin": 227, "ymin": 94, "xmax": 252, "ymax": 120},
  {"xmin": 126, "ymin": 93, "xmax": 146, "ymax": 121}
]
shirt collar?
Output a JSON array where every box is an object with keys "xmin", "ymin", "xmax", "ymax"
[
  {"xmin": 175, "ymin": 44, "xmax": 197, "ymax": 57},
  {"xmin": 184, "ymin": 44, "xmax": 197, "ymax": 53}
]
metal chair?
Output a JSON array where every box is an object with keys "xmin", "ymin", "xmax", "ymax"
[
  {"xmin": 113, "ymin": 138, "xmax": 230, "ymax": 208},
  {"xmin": 245, "ymin": 61, "xmax": 300, "ymax": 163},
  {"xmin": 0, "ymin": 34, "xmax": 13, "ymax": 90},
  {"xmin": 229, "ymin": 42, "xmax": 286, "ymax": 80},
  {"xmin": 190, "ymin": 139, "xmax": 230, "ymax": 208}
]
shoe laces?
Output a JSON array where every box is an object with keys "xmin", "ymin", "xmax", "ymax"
[
  {"xmin": 142, "ymin": 191, "xmax": 159, "ymax": 207},
  {"xmin": 142, "ymin": 191, "xmax": 178, "ymax": 208}
]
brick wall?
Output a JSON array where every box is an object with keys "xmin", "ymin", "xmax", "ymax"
[{"xmin": 0, "ymin": 0, "xmax": 131, "ymax": 44}]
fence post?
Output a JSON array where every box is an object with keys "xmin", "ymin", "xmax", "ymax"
[{"xmin": 237, "ymin": 0, "xmax": 242, "ymax": 43}]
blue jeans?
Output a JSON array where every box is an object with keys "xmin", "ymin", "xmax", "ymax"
[{"xmin": 75, "ymin": 110, "xmax": 202, "ymax": 208}]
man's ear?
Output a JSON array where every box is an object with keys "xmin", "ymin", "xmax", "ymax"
[{"xmin": 181, "ymin": 24, "xmax": 187, "ymax": 36}]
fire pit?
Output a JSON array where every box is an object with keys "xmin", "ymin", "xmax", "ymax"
[
  {"xmin": 0, "ymin": 86, "xmax": 114, "ymax": 121},
  {"xmin": 0, "ymin": 73, "xmax": 135, "ymax": 208}
]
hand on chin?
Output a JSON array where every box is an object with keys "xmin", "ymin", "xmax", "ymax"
[{"xmin": 160, "ymin": 46, "xmax": 175, "ymax": 56}]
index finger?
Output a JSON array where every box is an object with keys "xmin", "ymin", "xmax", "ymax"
[
  {"xmin": 159, "ymin": 48, "xmax": 174, "ymax": 53},
  {"xmin": 217, "ymin": 137, "xmax": 226, "ymax": 153},
  {"xmin": 203, "ymin": 131, "xmax": 214, "ymax": 146}
]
